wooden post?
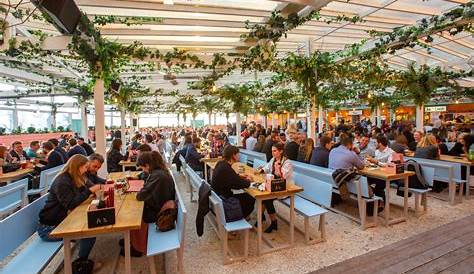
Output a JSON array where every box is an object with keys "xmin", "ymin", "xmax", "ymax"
[
  {"xmin": 236, "ymin": 112, "xmax": 242, "ymax": 146},
  {"xmin": 208, "ymin": 112, "xmax": 212, "ymax": 126},
  {"xmin": 94, "ymin": 78, "xmax": 107, "ymax": 176},
  {"xmin": 120, "ymin": 109, "xmax": 126, "ymax": 153},
  {"xmin": 416, "ymin": 104, "xmax": 424, "ymax": 131},
  {"xmin": 318, "ymin": 105, "xmax": 324, "ymax": 136},
  {"xmin": 80, "ymin": 101, "xmax": 88, "ymax": 140},
  {"xmin": 376, "ymin": 105, "xmax": 382, "ymax": 127}
]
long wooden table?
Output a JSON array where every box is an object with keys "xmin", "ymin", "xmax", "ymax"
[
  {"xmin": 0, "ymin": 167, "xmax": 34, "ymax": 184},
  {"xmin": 207, "ymin": 160, "xmax": 303, "ymax": 255},
  {"xmin": 358, "ymin": 168, "xmax": 415, "ymax": 226},
  {"xmin": 51, "ymin": 172, "xmax": 144, "ymax": 274},
  {"xmin": 118, "ymin": 160, "xmax": 136, "ymax": 172},
  {"xmin": 438, "ymin": 155, "xmax": 473, "ymax": 199}
]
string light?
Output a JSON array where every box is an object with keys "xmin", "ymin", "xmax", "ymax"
[{"xmin": 367, "ymin": 93, "xmax": 372, "ymax": 99}]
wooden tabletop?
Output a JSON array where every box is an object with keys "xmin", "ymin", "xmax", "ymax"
[
  {"xmin": 208, "ymin": 160, "xmax": 303, "ymax": 199},
  {"xmin": 108, "ymin": 171, "xmax": 141, "ymax": 181},
  {"xmin": 439, "ymin": 155, "xmax": 473, "ymax": 166},
  {"xmin": 0, "ymin": 168, "xmax": 34, "ymax": 183},
  {"xmin": 201, "ymin": 156, "xmax": 222, "ymax": 163},
  {"xmin": 119, "ymin": 160, "xmax": 136, "ymax": 166},
  {"xmin": 359, "ymin": 167, "xmax": 415, "ymax": 181},
  {"xmin": 51, "ymin": 192, "xmax": 144, "ymax": 238}
]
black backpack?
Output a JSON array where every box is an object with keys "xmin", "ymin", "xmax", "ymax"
[{"xmin": 405, "ymin": 159, "xmax": 429, "ymax": 189}]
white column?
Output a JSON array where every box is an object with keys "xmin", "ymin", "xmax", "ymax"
[
  {"xmin": 416, "ymin": 104, "xmax": 424, "ymax": 131},
  {"xmin": 335, "ymin": 112, "xmax": 340, "ymax": 126},
  {"xmin": 157, "ymin": 114, "xmax": 160, "ymax": 127},
  {"xmin": 306, "ymin": 102, "xmax": 313, "ymax": 138},
  {"xmin": 208, "ymin": 112, "xmax": 212, "ymax": 126},
  {"xmin": 370, "ymin": 110, "xmax": 376, "ymax": 125},
  {"xmin": 109, "ymin": 110, "xmax": 114, "ymax": 128},
  {"xmin": 94, "ymin": 79, "xmax": 107, "ymax": 177},
  {"xmin": 318, "ymin": 105, "xmax": 324, "ymax": 135},
  {"xmin": 176, "ymin": 113, "xmax": 180, "ymax": 127},
  {"xmin": 80, "ymin": 102, "xmax": 88, "ymax": 140},
  {"xmin": 236, "ymin": 112, "xmax": 242, "ymax": 146},
  {"xmin": 376, "ymin": 105, "xmax": 382, "ymax": 127},
  {"xmin": 271, "ymin": 112, "xmax": 276, "ymax": 128},
  {"xmin": 68, "ymin": 113, "xmax": 73, "ymax": 128},
  {"xmin": 120, "ymin": 109, "xmax": 126, "ymax": 152},
  {"xmin": 287, "ymin": 112, "xmax": 291, "ymax": 127},
  {"xmin": 12, "ymin": 101, "xmax": 19, "ymax": 130},
  {"xmin": 213, "ymin": 113, "xmax": 217, "ymax": 126}
]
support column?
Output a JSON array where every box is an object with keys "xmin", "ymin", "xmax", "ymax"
[
  {"xmin": 208, "ymin": 112, "xmax": 212, "ymax": 126},
  {"xmin": 68, "ymin": 113, "xmax": 73, "ymax": 128},
  {"xmin": 110, "ymin": 110, "xmax": 114, "ymax": 128},
  {"xmin": 416, "ymin": 104, "xmax": 424, "ymax": 131},
  {"xmin": 236, "ymin": 112, "xmax": 242, "ymax": 146},
  {"xmin": 318, "ymin": 105, "xmax": 324, "ymax": 136},
  {"xmin": 272, "ymin": 112, "xmax": 276, "ymax": 128},
  {"xmin": 157, "ymin": 114, "xmax": 160, "ymax": 127},
  {"xmin": 176, "ymin": 113, "xmax": 180, "ymax": 127},
  {"xmin": 213, "ymin": 113, "xmax": 217, "ymax": 126},
  {"xmin": 120, "ymin": 109, "xmax": 126, "ymax": 152},
  {"xmin": 376, "ymin": 105, "xmax": 382, "ymax": 128},
  {"xmin": 370, "ymin": 109, "xmax": 376, "ymax": 126},
  {"xmin": 80, "ymin": 102, "xmax": 88, "ymax": 140},
  {"xmin": 94, "ymin": 79, "xmax": 107, "ymax": 177},
  {"xmin": 306, "ymin": 102, "xmax": 312, "ymax": 139},
  {"xmin": 12, "ymin": 101, "xmax": 19, "ymax": 130}
]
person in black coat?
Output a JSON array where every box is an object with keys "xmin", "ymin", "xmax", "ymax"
[
  {"xmin": 107, "ymin": 139, "xmax": 125, "ymax": 173},
  {"xmin": 85, "ymin": 153, "xmax": 106, "ymax": 184},
  {"xmin": 38, "ymin": 141, "xmax": 65, "ymax": 171},
  {"xmin": 262, "ymin": 131, "xmax": 278, "ymax": 161},
  {"xmin": 211, "ymin": 145, "xmax": 255, "ymax": 219},
  {"xmin": 9, "ymin": 141, "xmax": 29, "ymax": 161},
  {"xmin": 37, "ymin": 154, "xmax": 101, "ymax": 264},
  {"xmin": 67, "ymin": 138, "xmax": 87, "ymax": 158},
  {"xmin": 78, "ymin": 137, "xmax": 94, "ymax": 156},
  {"xmin": 124, "ymin": 151, "xmax": 176, "ymax": 257},
  {"xmin": 310, "ymin": 136, "xmax": 333, "ymax": 168},
  {"xmin": 185, "ymin": 138, "xmax": 204, "ymax": 172},
  {"xmin": 284, "ymin": 130, "xmax": 300, "ymax": 161}
]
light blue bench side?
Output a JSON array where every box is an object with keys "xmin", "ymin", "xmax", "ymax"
[
  {"xmin": 239, "ymin": 149, "xmax": 266, "ymax": 166},
  {"xmin": 0, "ymin": 178, "xmax": 28, "ymax": 217},
  {"xmin": 228, "ymin": 136, "xmax": 237, "ymax": 145},
  {"xmin": 238, "ymin": 154, "xmax": 248, "ymax": 165},
  {"xmin": 147, "ymin": 176, "xmax": 187, "ymax": 273},
  {"xmin": 292, "ymin": 173, "xmax": 332, "ymax": 208},
  {"xmin": 28, "ymin": 164, "xmax": 64, "ymax": 196},
  {"xmin": 253, "ymin": 159, "xmax": 267, "ymax": 169},
  {"xmin": 209, "ymin": 191, "xmax": 251, "ymax": 232},
  {"xmin": 185, "ymin": 166, "xmax": 202, "ymax": 202},
  {"xmin": 0, "ymin": 194, "xmax": 62, "ymax": 274},
  {"xmin": 407, "ymin": 157, "xmax": 463, "ymax": 183}
]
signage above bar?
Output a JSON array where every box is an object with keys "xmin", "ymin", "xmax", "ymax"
[
  {"xmin": 425, "ymin": 106, "xmax": 446, "ymax": 112},
  {"xmin": 349, "ymin": 110, "xmax": 363, "ymax": 115}
]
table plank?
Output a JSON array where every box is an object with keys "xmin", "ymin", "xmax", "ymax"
[
  {"xmin": 0, "ymin": 168, "xmax": 34, "ymax": 183},
  {"xmin": 358, "ymin": 167, "xmax": 414, "ymax": 181},
  {"xmin": 108, "ymin": 171, "xmax": 141, "ymax": 181},
  {"xmin": 51, "ymin": 193, "xmax": 143, "ymax": 238},
  {"xmin": 438, "ymin": 155, "xmax": 473, "ymax": 166}
]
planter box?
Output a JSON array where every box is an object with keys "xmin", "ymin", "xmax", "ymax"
[{"xmin": 0, "ymin": 132, "xmax": 73, "ymax": 147}]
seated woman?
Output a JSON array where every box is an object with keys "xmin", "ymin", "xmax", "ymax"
[
  {"xmin": 0, "ymin": 145, "xmax": 20, "ymax": 173},
  {"xmin": 211, "ymin": 145, "xmax": 255, "ymax": 219},
  {"xmin": 107, "ymin": 139, "xmax": 125, "ymax": 173},
  {"xmin": 448, "ymin": 133, "xmax": 466, "ymax": 156},
  {"xmin": 260, "ymin": 142, "xmax": 292, "ymax": 233},
  {"xmin": 390, "ymin": 134, "xmax": 409, "ymax": 154},
  {"xmin": 38, "ymin": 141, "xmax": 65, "ymax": 171},
  {"xmin": 37, "ymin": 155, "xmax": 101, "ymax": 267},
  {"xmin": 415, "ymin": 135, "xmax": 439, "ymax": 160},
  {"xmin": 297, "ymin": 138, "xmax": 314, "ymax": 164},
  {"xmin": 122, "ymin": 151, "xmax": 176, "ymax": 257}
]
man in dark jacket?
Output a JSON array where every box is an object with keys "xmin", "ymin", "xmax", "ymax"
[
  {"xmin": 48, "ymin": 138, "xmax": 68, "ymax": 163},
  {"xmin": 86, "ymin": 153, "xmax": 106, "ymax": 184},
  {"xmin": 10, "ymin": 141, "xmax": 29, "ymax": 161},
  {"xmin": 310, "ymin": 136, "xmax": 333, "ymax": 168},
  {"xmin": 38, "ymin": 141, "xmax": 65, "ymax": 171},
  {"xmin": 67, "ymin": 138, "xmax": 87, "ymax": 158},
  {"xmin": 284, "ymin": 129, "xmax": 300, "ymax": 161},
  {"xmin": 78, "ymin": 137, "xmax": 94, "ymax": 156},
  {"xmin": 262, "ymin": 130, "xmax": 279, "ymax": 161},
  {"xmin": 185, "ymin": 138, "xmax": 204, "ymax": 172}
]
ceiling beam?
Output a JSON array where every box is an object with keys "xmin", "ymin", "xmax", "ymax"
[
  {"xmin": 0, "ymin": 65, "xmax": 53, "ymax": 84},
  {"xmin": 276, "ymin": 0, "xmax": 333, "ymax": 10}
]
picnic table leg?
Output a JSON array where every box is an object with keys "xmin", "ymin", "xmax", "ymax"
[
  {"xmin": 466, "ymin": 165, "xmax": 470, "ymax": 200},
  {"xmin": 256, "ymin": 198, "xmax": 263, "ymax": 256},
  {"xmin": 385, "ymin": 179, "xmax": 390, "ymax": 225},
  {"xmin": 124, "ymin": 230, "xmax": 132, "ymax": 274},
  {"xmin": 403, "ymin": 177, "xmax": 409, "ymax": 218},
  {"xmin": 63, "ymin": 238, "xmax": 72, "ymax": 274},
  {"xmin": 290, "ymin": 195, "xmax": 295, "ymax": 246}
]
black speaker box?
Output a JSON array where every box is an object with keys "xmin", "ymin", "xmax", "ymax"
[{"xmin": 33, "ymin": 0, "xmax": 81, "ymax": 34}]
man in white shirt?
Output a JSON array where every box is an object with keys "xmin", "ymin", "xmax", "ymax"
[
  {"xmin": 245, "ymin": 129, "xmax": 258, "ymax": 151},
  {"xmin": 367, "ymin": 135, "xmax": 394, "ymax": 165}
]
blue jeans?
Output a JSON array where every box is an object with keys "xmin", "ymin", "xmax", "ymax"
[{"xmin": 37, "ymin": 223, "xmax": 96, "ymax": 260}]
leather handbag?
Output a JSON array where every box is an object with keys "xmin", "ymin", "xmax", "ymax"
[{"xmin": 156, "ymin": 200, "xmax": 178, "ymax": 232}]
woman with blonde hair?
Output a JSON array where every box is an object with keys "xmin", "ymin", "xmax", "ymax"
[
  {"xmin": 297, "ymin": 138, "xmax": 314, "ymax": 163},
  {"xmin": 415, "ymin": 134, "xmax": 439, "ymax": 159},
  {"xmin": 38, "ymin": 154, "xmax": 101, "ymax": 268}
]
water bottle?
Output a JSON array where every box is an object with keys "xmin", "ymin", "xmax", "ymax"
[{"xmin": 468, "ymin": 144, "xmax": 474, "ymax": 162}]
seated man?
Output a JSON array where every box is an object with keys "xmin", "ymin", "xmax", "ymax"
[
  {"xmin": 211, "ymin": 145, "xmax": 255, "ymax": 219},
  {"xmin": 10, "ymin": 141, "xmax": 29, "ymax": 161},
  {"xmin": 310, "ymin": 135, "xmax": 333, "ymax": 168},
  {"xmin": 367, "ymin": 135, "xmax": 394, "ymax": 166},
  {"xmin": 26, "ymin": 141, "xmax": 40, "ymax": 158},
  {"xmin": 38, "ymin": 141, "xmax": 65, "ymax": 171},
  {"xmin": 67, "ymin": 138, "xmax": 87, "ymax": 158},
  {"xmin": 86, "ymin": 153, "xmax": 106, "ymax": 184},
  {"xmin": 78, "ymin": 137, "xmax": 94, "ymax": 156},
  {"xmin": 357, "ymin": 135, "xmax": 375, "ymax": 158},
  {"xmin": 328, "ymin": 135, "xmax": 365, "ymax": 170},
  {"xmin": 185, "ymin": 137, "xmax": 204, "ymax": 172},
  {"xmin": 48, "ymin": 138, "xmax": 68, "ymax": 163}
]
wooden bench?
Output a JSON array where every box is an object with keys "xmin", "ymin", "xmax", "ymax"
[
  {"xmin": 0, "ymin": 194, "xmax": 63, "ymax": 274},
  {"xmin": 238, "ymin": 149, "xmax": 267, "ymax": 167},
  {"xmin": 208, "ymin": 187, "xmax": 252, "ymax": 264},
  {"xmin": 184, "ymin": 166, "xmax": 203, "ymax": 203},
  {"xmin": 406, "ymin": 157, "xmax": 466, "ymax": 205},
  {"xmin": 147, "ymin": 174, "xmax": 187, "ymax": 274},
  {"xmin": 289, "ymin": 161, "xmax": 382, "ymax": 230},
  {"xmin": 0, "ymin": 178, "xmax": 28, "ymax": 219},
  {"xmin": 28, "ymin": 164, "xmax": 64, "ymax": 196},
  {"xmin": 278, "ymin": 171, "xmax": 331, "ymax": 244}
]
